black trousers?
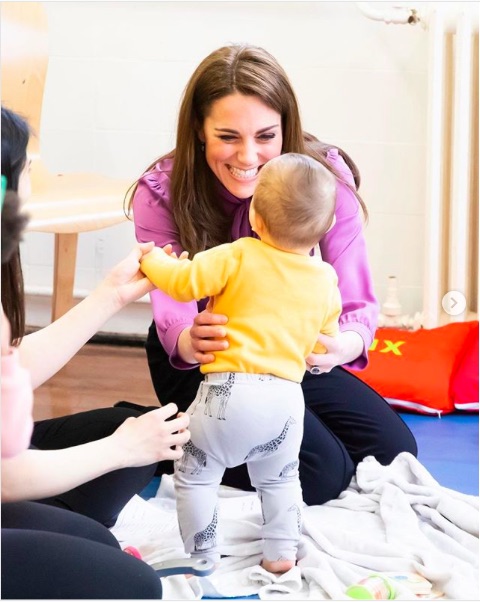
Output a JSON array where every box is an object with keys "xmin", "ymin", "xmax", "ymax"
[
  {"xmin": 146, "ymin": 321, "xmax": 418, "ymax": 505},
  {"xmin": 31, "ymin": 406, "xmax": 157, "ymax": 527},
  {"xmin": 1, "ymin": 502, "xmax": 162, "ymax": 599}
]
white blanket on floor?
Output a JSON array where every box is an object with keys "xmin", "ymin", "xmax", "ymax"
[{"xmin": 111, "ymin": 453, "xmax": 479, "ymax": 600}]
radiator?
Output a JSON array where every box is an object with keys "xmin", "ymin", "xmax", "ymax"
[
  {"xmin": 357, "ymin": 2, "xmax": 479, "ymax": 328},
  {"xmin": 423, "ymin": 5, "xmax": 479, "ymax": 327}
]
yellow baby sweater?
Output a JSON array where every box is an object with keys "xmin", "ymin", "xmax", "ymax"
[{"xmin": 141, "ymin": 238, "xmax": 341, "ymax": 383}]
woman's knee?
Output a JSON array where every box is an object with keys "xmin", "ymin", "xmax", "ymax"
[
  {"xmin": 377, "ymin": 415, "xmax": 418, "ymax": 463},
  {"xmin": 2, "ymin": 501, "xmax": 120, "ymax": 547},
  {"xmin": 299, "ymin": 407, "xmax": 355, "ymax": 505},
  {"xmin": 1, "ymin": 529, "xmax": 163, "ymax": 599}
]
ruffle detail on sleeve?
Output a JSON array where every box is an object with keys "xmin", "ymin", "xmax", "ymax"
[{"xmin": 326, "ymin": 147, "xmax": 355, "ymax": 188}]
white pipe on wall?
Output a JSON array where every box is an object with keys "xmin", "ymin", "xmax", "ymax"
[
  {"xmin": 355, "ymin": 2, "xmax": 420, "ymax": 25},
  {"xmin": 357, "ymin": 2, "xmax": 478, "ymax": 33},
  {"xmin": 448, "ymin": 11, "xmax": 473, "ymax": 320},
  {"xmin": 423, "ymin": 7, "xmax": 446, "ymax": 328}
]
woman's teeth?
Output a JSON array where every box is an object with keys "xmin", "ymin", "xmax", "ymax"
[{"xmin": 229, "ymin": 166, "xmax": 258, "ymax": 179}]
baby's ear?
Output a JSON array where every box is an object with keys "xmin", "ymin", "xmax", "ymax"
[{"xmin": 252, "ymin": 212, "xmax": 266, "ymax": 237}]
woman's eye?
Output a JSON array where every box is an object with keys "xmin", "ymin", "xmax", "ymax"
[
  {"xmin": 258, "ymin": 133, "xmax": 276, "ymax": 142},
  {"xmin": 218, "ymin": 135, "xmax": 236, "ymax": 142}
]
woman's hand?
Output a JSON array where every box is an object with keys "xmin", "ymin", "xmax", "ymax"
[
  {"xmin": 177, "ymin": 309, "xmax": 229, "ymax": 365},
  {"xmin": 306, "ymin": 331, "xmax": 364, "ymax": 375},
  {"xmin": 112, "ymin": 403, "xmax": 190, "ymax": 467},
  {"xmin": 99, "ymin": 242, "xmax": 156, "ymax": 310}
]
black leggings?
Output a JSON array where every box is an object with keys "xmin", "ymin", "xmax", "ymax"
[
  {"xmin": 1, "ymin": 502, "xmax": 162, "ymax": 599},
  {"xmin": 31, "ymin": 407, "xmax": 157, "ymax": 527},
  {"xmin": 146, "ymin": 321, "xmax": 418, "ymax": 505}
]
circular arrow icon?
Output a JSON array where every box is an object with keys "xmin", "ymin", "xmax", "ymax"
[{"xmin": 441, "ymin": 291, "xmax": 467, "ymax": 316}]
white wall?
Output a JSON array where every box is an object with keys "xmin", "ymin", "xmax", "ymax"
[{"xmin": 22, "ymin": 0, "xmax": 440, "ymax": 335}]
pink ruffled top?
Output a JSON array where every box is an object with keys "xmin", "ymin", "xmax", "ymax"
[{"xmin": 133, "ymin": 149, "xmax": 379, "ymax": 370}]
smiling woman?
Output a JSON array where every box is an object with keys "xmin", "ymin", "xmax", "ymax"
[
  {"xmin": 127, "ymin": 42, "xmax": 417, "ymax": 510},
  {"xmin": 200, "ymin": 93, "xmax": 282, "ymax": 199}
]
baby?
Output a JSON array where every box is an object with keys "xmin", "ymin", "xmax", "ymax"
[{"xmin": 141, "ymin": 152, "xmax": 341, "ymax": 573}]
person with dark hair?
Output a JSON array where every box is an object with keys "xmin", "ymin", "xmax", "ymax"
[
  {"xmin": 128, "ymin": 44, "xmax": 418, "ymax": 506},
  {"xmin": 1, "ymin": 106, "xmax": 190, "ymax": 599},
  {"xmin": 1, "ymin": 108, "xmax": 31, "ymax": 341},
  {"xmin": 1, "ymin": 183, "xmax": 33, "ymax": 461},
  {"xmin": 1, "ymin": 187, "xmax": 28, "ymax": 265}
]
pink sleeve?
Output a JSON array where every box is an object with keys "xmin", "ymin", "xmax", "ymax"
[
  {"xmin": 133, "ymin": 166, "xmax": 199, "ymax": 368},
  {"xmin": 1, "ymin": 348, "xmax": 34, "ymax": 458},
  {"xmin": 321, "ymin": 148, "xmax": 379, "ymax": 370}
]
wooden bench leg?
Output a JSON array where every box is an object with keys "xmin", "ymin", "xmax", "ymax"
[{"xmin": 51, "ymin": 232, "xmax": 78, "ymax": 322}]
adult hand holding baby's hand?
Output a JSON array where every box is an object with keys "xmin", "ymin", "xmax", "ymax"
[{"xmin": 99, "ymin": 242, "xmax": 156, "ymax": 309}]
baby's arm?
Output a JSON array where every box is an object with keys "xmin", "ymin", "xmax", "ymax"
[{"xmin": 141, "ymin": 244, "xmax": 235, "ymax": 302}]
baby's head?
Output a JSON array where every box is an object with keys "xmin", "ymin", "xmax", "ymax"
[{"xmin": 250, "ymin": 153, "xmax": 336, "ymax": 251}]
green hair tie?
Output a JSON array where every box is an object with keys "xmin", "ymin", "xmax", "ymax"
[{"xmin": 1, "ymin": 175, "xmax": 7, "ymax": 211}]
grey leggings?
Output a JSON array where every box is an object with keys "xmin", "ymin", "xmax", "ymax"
[{"xmin": 174, "ymin": 372, "xmax": 304, "ymax": 563}]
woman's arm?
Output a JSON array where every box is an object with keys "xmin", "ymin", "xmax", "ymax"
[
  {"xmin": 133, "ymin": 168, "xmax": 209, "ymax": 366},
  {"xmin": 306, "ymin": 267, "xmax": 360, "ymax": 374},
  {"xmin": 1, "ymin": 309, "xmax": 34, "ymax": 458},
  {"xmin": 18, "ymin": 242, "xmax": 155, "ymax": 389},
  {"xmin": 320, "ymin": 148, "xmax": 379, "ymax": 369},
  {"xmin": 1, "ymin": 404, "xmax": 190, "ymax": 502}
]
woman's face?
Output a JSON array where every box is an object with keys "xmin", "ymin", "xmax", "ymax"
[
  {"xmin": 201, "ymin": 93, "xmax": 283, "ymax": 199},
  {"xmin": 17, "ymin": 157, "xmax": 31, "ymax": 203}
]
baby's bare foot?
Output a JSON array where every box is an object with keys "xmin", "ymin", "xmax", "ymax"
[{"xmin": 261, "ymin": 558, "xmax": 295, "ymax": 574}]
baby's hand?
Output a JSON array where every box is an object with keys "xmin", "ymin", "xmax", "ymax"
[
  {"xmin": 163, "ymin": 243, "xmax": 188, "ymax": 259},
  {"xmin": 162, "ymin": 243, "xmax": 189, "ymax": 260}
]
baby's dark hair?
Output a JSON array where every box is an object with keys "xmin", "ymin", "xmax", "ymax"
[{"xmin": 252, "ymin": 153, "xmax": 336, "ymax": 249}]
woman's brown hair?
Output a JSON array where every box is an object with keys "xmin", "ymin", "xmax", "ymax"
[
  {"xmin": 1, "ymin": 191, "xmax": 28, "ymax": 344},
  {"xmin": 127, "ymin": 44, "xmax": 366, "ymax": 256}
]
